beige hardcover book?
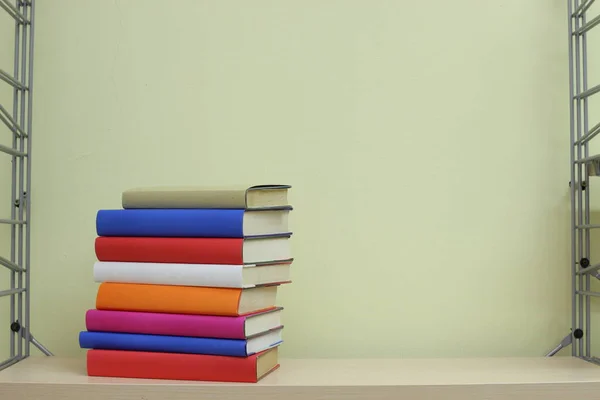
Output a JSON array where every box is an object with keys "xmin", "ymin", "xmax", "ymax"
[{"xmin": 122, "ymin": 184, "xmax": 291, "ymax": 209}]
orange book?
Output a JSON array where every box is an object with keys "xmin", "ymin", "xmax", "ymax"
[
  {"xmin": 87, "ymin": 347, "xmax": 280, "ymax": 382},
  {"xmin": 96, "ymin": 282, "xmax": 278, "ymax": 316}
]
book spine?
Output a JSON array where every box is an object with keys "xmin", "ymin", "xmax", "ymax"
[
  {"xmin": 87, "ymin": 349, "xmax": 263, "ymax": 382},
  {"xmin": 85, "ymin": 309, "xmax": 248, "ymax": 339},
  {"xmin": 79, "ymin": 331, "xmax": 249, "ymax": 357},
  {"xmin": 93, "ymin": 261, "xmax": 247, "ymax": 288},
  {"xmin": 122, "ymin": 189, "xmax": 248, "ymax": 209},
  {"xmin": 96, "ymin": 209, "xmax": 244, "ymax": 238},
  {"xmin": 96, "ymin": 282, "xmax": 243, "ymax": 316},
  {"xmin": 94, "ymin": 236, "xmax": 244, "ymax": 264}
]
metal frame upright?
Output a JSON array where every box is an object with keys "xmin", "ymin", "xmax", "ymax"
[
  {"xmin": 547, "ymin": 0, "xmax": 600, "ymax": 361},
  {"xmin": 0, "ymin": 0, "xmax": 51, "ymax": 372}
]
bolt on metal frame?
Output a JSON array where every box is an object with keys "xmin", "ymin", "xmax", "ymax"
[
  {"xmin": 546, "ymin": 0, "xmax": 600, "ymax": 361},
  {"xmin": 0, "ymin": 0, "xmax": 51, "ymax": 372}
]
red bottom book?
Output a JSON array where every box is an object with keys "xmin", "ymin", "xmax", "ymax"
[{"xmin": 86, "ymin": 346, "xmax": 279, "ymax": 383}]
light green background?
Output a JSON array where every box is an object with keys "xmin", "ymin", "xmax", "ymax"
[{"xmin": 1, "ymin": 0, "xmax": 599, "ymax": 360}]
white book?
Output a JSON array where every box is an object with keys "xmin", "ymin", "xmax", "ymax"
[{"xmin": 93, "ymin": 261, "xmax": 291, "ymax": 288}]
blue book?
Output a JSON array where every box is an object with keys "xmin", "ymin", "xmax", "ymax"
[
  {"xmin": 95, "ymin": 207, "xmax": 292, "ymax": 238},
  {"xmin": 79, "ymin": 329, "xmax": 283, "ymax": 357}
]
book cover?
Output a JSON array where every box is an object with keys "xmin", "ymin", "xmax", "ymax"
[
  {"xmin": 122, "ymin": 184, "xmax": 291, "ymax": 210},
  {"xmin": 79, "ymin": 328, "xmax": 283, "ymax": 357},
  {"xmin": 86, "ymin": 347, "xmax": 280, "ymax": 382},
  {"xmin": 96, "ymin": 208, "xmax": 292, "ymax": 238},
  {"xmin": 96, "ymin": 282, "xmax": 279, "ymax": 316},
  {"xmin": 94, "ymin": 236, "xmax": 293, "ymax": 265},
  {"xmin": 85, "ymin": 308, "xmax": 283, "ymax": 339},
  {"xmin": 93, "ymin": 261, "xmax": 291, "ymax": 288}
]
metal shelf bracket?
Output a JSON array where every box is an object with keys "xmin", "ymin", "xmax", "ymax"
[{"xmin": 0, "ymin": 0, "xmax": 51, "ymax": 371}]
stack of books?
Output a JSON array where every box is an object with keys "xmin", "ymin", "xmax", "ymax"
[{"xmin": 79, "ymin": 185, "xmax": 293, "ymax": 383}]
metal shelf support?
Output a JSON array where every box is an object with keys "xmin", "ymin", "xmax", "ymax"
[
  {"xmin": 574, "ymin": 13, "xmax": 600, "ymax": 34},
  {"xmin": 547, "ymin": 0, "xmax": 599, "ymax": 361},
  {"xmin": 574, "ymin": 121, "xmax": 600, "ymax": 145},
  {"xmin": 0, "ymin": 143, "xmax": 26, "ymax": 157},
  {"xmin": 573, "ymin": 0, "xmax": 596, "ymax": 17},
  {"xmin": 0, "ymin": 0, "xmax": 27, "ymax": 24},
  {"xmin": 0, "ymin": 69, "xmax": 27, "ymax": 91},
  {"xmin": 0, "ymin": 104, "xmax": 27, "ymax": 138},
  {"xmin": 0, "ymin": 0, "xmax": 51, "ymax": 371}
]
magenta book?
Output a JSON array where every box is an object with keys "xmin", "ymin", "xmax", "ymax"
[{"xmin": 85, "ymin": 307, "xmax": 283, "ymax": 339}]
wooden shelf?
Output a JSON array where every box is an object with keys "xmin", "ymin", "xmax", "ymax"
[{"xmin": 1, "ymin": 356, "xmax": 600, "ymax": 399}]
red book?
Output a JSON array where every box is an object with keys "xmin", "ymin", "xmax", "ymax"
[
  {"xmin": 86, "ymin": 347, "xmax": 280, "ymax": 383},
  {"xmin": 95, "ymin": 236, "xmax": 292, "ymax": 265}
]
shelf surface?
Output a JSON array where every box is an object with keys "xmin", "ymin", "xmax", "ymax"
[{"xmin": 0, "ymin": 355, "xmax": 600, "ymax": 399}]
